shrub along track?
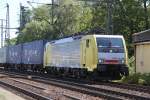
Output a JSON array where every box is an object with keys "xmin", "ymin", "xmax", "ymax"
[{"xmin": 0, "ymin": 70, "xmax": 150, "ymax": 100}]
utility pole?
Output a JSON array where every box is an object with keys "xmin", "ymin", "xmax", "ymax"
[
  {"xmin": 6, "ymin": 3, "xmax": 10, "ymax": 45},
  {"xmin": 106, "ymin": 0, "xmax": 113, "ymax": 35},
  {"xmin": 143, "ymin": 0, "xmax": 149, "ymax": 29},
  {"xmin": 20, "ymin": 3, "xmax": 27, "ymax": 31},
  {"xmin": 51, "ymin": 0, "xmax": 54, "ymax": 24},
  {"xmin": 0, "ymin": 19, "xmax": 4, "ymax": 47},
  {"xmin": 20, "ymin": 3, "xmax": 22, "ymax": 31}
]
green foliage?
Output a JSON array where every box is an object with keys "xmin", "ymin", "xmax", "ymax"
[
  {"xmin": 5, "ymin": 38, "xmax": 17, "ymax": 46},
  {"xmin": 122, "ymin": 73, "xmax": 141, "ymax": 84},
  {"xmin": 113, "ymin": 0, "xmax": 150, "ymax": 57},
  {"xmin": 122, "ymin": 73, "xmax": 150, "ymax": 85},
  {"xmin": 17, "ymin": 20, "xmax": 53, "ymax": 44},
  {"xmin": 123, "ymin": 46, "xmax": 150, "ymax": 86},
  {"xmin": 54, "ymin": 0, "xmax": 83, "ymax": 35},
  {"xmin": 17, "ymin": 0, "xmax": 95, "ymax": 43},
  {"xmin": 90, "ymin": 3, "xmax": 107, "ymax": 28},
  {"xmin": 128, "ymin": 56, "xmax": 135, "ymax": 74}
]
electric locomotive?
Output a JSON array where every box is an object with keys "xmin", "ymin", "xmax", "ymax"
[{"xmin": 44, "ymin": 34, "xmax": 129, "ymax": 80}]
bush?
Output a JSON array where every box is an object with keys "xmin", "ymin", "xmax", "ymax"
[
  {"xmin": 128, "ymin": 56, "xmax": 135, "ymax": 74},
  {"xmin": 140, "ymin": 73, "xmax": 150, "ymax": 85},
  {"xmin": 121, "ymin": 73, "xmax": 150, "ymax": 85},
  {"xmin": 122, "ymin": 73, "xmax": 141, "ymax": 84}
]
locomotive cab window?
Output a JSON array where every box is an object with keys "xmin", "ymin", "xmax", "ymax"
[
  {"xmin": 96, "ymin": 37, "xmax": 124, "ymax": 53},
  {"xmin": 86, "ymin": 39, "xmax": 90, "ymax": 48}
]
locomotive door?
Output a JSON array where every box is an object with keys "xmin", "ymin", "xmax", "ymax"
[
  {"xmin": 81, "ymin": 39, "xmax": 86, "ymax": 66},
  {"xmin": 81, "ymin": 38, "xmax": 94, "ymax": 71}
]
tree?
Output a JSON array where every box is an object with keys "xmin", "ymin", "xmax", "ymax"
[
  {"xmin": 16, "ymin": 0, "xmax": 93, "ymax": 43},
  {"xmin": 16, "ymin": 0, "xmax": 150, "ymax": 57}
]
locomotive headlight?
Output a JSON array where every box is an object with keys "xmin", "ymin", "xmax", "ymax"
[
  {"xmin": 99, "ymin": 59, "xmax": 102, "ymax": 63},
  {"xmin": 99, "ymin": 59, "xmax": 104, "ymax": 63},
  {"xmin": 121, "ymin": 59, "xmax": 125, "ymax": 64}
]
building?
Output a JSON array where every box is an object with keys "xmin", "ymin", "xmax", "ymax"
[{"xmin": 133, "ymin": 29, "xmax": 150, "ymax": 73}]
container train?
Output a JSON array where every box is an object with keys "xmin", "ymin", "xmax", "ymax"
[{"xmin": 0, "ymin": 34, "xmax": 129, "ymax": 80}]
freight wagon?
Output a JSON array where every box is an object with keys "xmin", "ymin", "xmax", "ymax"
[
  {"xmin": 0, "ymin": 47, "xmax": 7, "ymax": 67},
  {"xmin": 0, "ymin": 40, "xmax": 47, "ymax": 71},
  {"xmin": 7, "ymin": 44, "xmax": 22, "ymax": 70},
  {"xmin": 22, "ymin": 40, "xmax": 47, "ymax": 71}
]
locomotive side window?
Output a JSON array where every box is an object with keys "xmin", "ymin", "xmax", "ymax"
[{"xmin": 86, "ymin": 39, "xmax": 89, "ymax": 48}]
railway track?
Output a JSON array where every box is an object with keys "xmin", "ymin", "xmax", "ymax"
[
  {"xmin": 31, "ymin": 77, "xmax": 150, "ymax": 99},
  {"xmin": 0, "ymin": 79, "xmax": 51, "ymax": 100},
  {"xmin": 0, "ymin": 71, "xmax": 96, "ymax": 100},
  {"xmin": 1, "ymin": 70, "xmax": 150, "ymax": 100},
  {"xmin": 97, "ymin": 81, "xmax": 150, "ymax": 94}
]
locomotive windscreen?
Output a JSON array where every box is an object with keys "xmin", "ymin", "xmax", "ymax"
[{"xmin": 96, "ymin": 38, "xmax": 124, "ymax": 53}]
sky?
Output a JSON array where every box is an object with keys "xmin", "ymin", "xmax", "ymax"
[{"xmin": 0, "ymin": 0, "xmax": 51, "ymax": 40}]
